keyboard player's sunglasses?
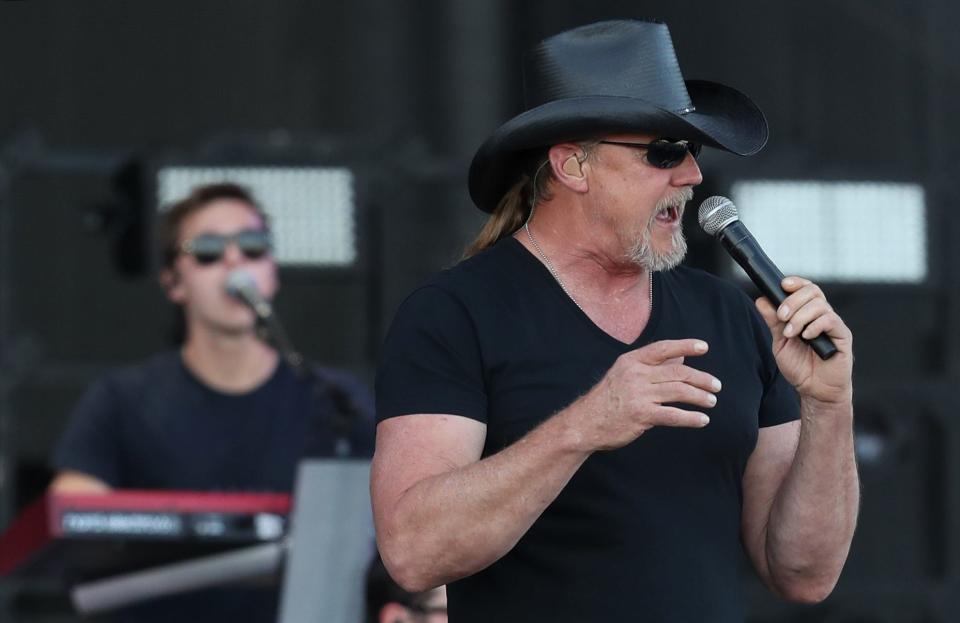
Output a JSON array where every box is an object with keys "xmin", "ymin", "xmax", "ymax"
[
  {"xmin": 598, "ymin": 138, "xmax": 701, "ymax": 169},
  {"xmin": 180, "ymin": 230, "xmax": 273, "ymax": 265}
]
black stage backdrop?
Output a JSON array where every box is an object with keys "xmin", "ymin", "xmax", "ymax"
[{"xmin": 0, "ymin": 1, "xmax": 958, "ymax": 621}]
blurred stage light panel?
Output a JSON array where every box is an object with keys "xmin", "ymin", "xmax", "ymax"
[
  {"xmin": 157, "ymin": 167, "xmax": 356, "ymax": 267},
  {"xmin": 730, "ymin": 180, "xmax": 926, "ymax": 283}
]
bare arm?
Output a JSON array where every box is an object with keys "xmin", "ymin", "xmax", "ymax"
[
  {"xmin": 742, "ymin": 278, "xmax": 859, "ymax": 603},
  {"xmin": 371, "ymin": 339, "xmax": 721, "ymax": 591},
  {"xmin": 372, "ymin": 411, "xmax": 590, "ymax": 592},
  {"xmin": 49, "ymin": 470, "xmax": 112, "ymax": 493}
]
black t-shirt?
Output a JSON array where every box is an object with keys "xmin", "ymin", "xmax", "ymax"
[
  {"xmin": 376, "ymin": 237, "xmax": 799, "ymax": 623},
  {"xmin": 53, "ymin": 350, "xmax": 375, "ymax": 623}
]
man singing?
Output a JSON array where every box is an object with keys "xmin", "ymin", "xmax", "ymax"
[{"xmin": 372, "ymin": 20, "xmax": 858, "ymax": 622}]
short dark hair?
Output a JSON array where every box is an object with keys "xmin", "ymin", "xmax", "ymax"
[
  {"xmin": 158, "ymin": 182, "xmax": 270, "ymax": 269},
  {"xmin": 365, "ymin": 552, "xmax": 433, "ymax": 623}
]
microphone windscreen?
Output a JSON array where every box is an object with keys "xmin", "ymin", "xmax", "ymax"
[
  {"xmin": 225, "ymin": 269, "xmax": 259, "ymax": 301},
  {"xmin": 697, "ymin": 195, "xmax": 739, "ymax": 236}
]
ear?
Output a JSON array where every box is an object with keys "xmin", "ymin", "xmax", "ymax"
[
  {"xmin": 547, "ymin": 144, "xmax": 589, "ymax": 193},
  {"xmin": 159, "ymin": 267, "xmax": 186, "ymax": 304}
]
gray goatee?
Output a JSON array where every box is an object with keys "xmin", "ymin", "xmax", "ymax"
[{"xmin": 626, "ymin": 188, "xmax": 693, "ymax": 272}]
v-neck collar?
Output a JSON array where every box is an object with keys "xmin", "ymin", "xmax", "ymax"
[{"xmin": 504, "ymin": 237, "xmax": 663, "ymax": 349}]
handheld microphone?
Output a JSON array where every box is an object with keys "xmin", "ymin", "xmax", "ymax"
[
  {"xmin": 697, "ymin": 196, "xmax": 837, "ymax": 360},
  {"xmin": 225, "ymin": 270, "xmax": 273, "ymax": 320}
]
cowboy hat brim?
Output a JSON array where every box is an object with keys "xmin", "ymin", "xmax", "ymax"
[{"xmin": 468, "ymin": 80, "xmax": 768, "ymax": 213}]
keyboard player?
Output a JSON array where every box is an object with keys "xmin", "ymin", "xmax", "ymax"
[{"xmin": 48, "ymin": 182, "xmax": 374, "ymax": 621}]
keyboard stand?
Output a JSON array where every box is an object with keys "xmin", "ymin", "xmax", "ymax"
[
  {"xmin": 71, "ymin": 540, "xmax": 287, "ymax": 614},
  {"xmin": 277, "ymin": 459, "xmax": 373, "ymax": 623},
  {"xmin": 69, "ymin": 459, "xmax": 373, "ymax": 622}
]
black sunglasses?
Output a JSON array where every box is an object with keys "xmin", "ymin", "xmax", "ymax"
[
  {"xmin": 180, "ymin": 229, "xmax": 273, "ymax": 265},
  {"xmin": 599, "ymin": 139, "xmax": 701, "ymax": 169}
]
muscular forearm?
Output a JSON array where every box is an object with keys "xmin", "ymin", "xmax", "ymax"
[
  {"xmin": 765, "ymin": 397, "xmax": 860, "ymax": 602},
  {"xmin": 375, "ymin": 339, "xmax": 717, "ymax": 591},
  {"xmin": 376, "ymin": 405, "xmax": 592, "ymax": 592}
]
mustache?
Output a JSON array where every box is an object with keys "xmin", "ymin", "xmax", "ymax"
[{"xmin": 656, "ymin": 187, "xmax": 695, "ymax": 212}]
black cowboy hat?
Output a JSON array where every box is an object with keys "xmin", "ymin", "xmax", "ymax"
[{"xmin": 468, "ymin": 19, "xmax": 768, "ymax": 213}]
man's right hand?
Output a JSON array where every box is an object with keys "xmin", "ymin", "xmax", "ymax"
[
  {"xmin": 570, "ymin": 339, "xmax": 720, "ymax": 452},
  {"xmin": 373, "ymin": 339, "xmax": 720, "ymax": 590}
]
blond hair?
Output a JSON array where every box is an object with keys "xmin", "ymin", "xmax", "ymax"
[
  {"xmin": 462, "ymin": 142, "xmax": 598, "ymax": 259},
  {"xmin": 462, "ymin": 175, "xmax": 532, "ymax": 259}
]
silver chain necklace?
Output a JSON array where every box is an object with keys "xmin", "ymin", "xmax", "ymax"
[{"xmin": 524, "ymin": 221, "xmax": 653, "ymax": 313}]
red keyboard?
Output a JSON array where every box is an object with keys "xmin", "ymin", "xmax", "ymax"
[{"xmin": 0, "ymin": 490, "xmax": 291, "ymax": 580}]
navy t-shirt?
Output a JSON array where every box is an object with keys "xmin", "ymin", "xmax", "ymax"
[
  {"xmin": 53, "ymin": 351, "xmax": 374, "ymax": 623},
  {"xmin": 376, "ymin": 237, "xmax": 799, "ymax": 623},
  {"xmin": 54, "ymin": 351, "xmax": 373, "ymax": 490}
]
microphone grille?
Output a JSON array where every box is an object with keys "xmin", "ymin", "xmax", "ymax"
[
  {"xmin": 697, "ymin": 195, "xmax": 740, "ymax": 236},
  {"xmin": 225, "ymin": 269, "xmax": 258, "ymax": 298}
]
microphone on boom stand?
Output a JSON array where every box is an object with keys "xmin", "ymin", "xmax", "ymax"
[{"xmin": 225, "ymin": 269, "xmax": 357, "ymax": 456}]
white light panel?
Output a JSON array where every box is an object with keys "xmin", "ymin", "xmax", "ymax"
[
  {"xmin": 729, "ymin": 180, "xmax": 926, "ymax": 283},
  {"xmin": 157, "ymin": 167, "xmax": 356, "ymax": 267}
]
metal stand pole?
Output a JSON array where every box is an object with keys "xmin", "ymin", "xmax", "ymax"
[{"xmin": 71, "ymin": 540, "xmax": 287, "ymax": 614}]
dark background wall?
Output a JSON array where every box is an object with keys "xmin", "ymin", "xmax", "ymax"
[{"xmin": 1, "ymin": 1, "xmax": 958, "ymax": 621}]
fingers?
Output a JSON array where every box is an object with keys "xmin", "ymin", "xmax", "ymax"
[
  {"xmin": 756, "ymin": 277, "xmax": 829, "ymax": 338},
  {"xmin": 632, "ymin": 341, "xmax": 721, "ymax": 407},
  {"xmin": 660, "ymin": 355, "xmax": 685, "ymax": 367},
  {"xmin": 797, "ymin": 309, "xmax": 852, "ymax": 343},
  {"xmin": 648, "ymin": 362, "xmax": 721, "ymax": 393},
  {"xmin": 634, "ymin": 339, "xmax": 708, "ymax": 364},
  {"xmin": 655, "ymin": 406, "xmax": 711, "ymax": 429},
  {"xmin": 652, "ymin": 381, "xmax": 718, "ymax": 409},
  {"xmin": 593, "ymin": 339, "xmax": 719, "ymax": 445},
  {"xmin": 754, "ymin": 297, "xmax": 782, "ymax": 333},
  {"xmin": 776, "ymin": 277, "xmax": 827, "ymax": 325},
  {"xmin": 781, "ymin": 296, "xmax": 832, "ymax": 339},
  {"xmin": 756, "ymin": 277, "xmax": 853, "ymax": 350}
]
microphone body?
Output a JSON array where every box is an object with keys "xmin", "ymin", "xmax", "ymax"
[
  {"xmin": 225, "ymin": 270, "xmax": 303, "ymax": 369},
  {"xmin": 225, "ymin": 271, "xmax": 273, "ymax": 320},
  {"xmin": 224, "ymin": 269, "xmax": 355, "ymax": 456},
  {"xmin": 700, "ymin": 198, "xmax": 838, "ymax": 360},
  {"xmin": 718, "ymin": 220, "xmax": 789, "ymax": 308}
]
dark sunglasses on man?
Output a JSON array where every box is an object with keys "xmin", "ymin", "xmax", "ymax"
[
  {"xmin": 599, "ymin": 138, "xmax": 701, "ymax": 169},
  {"xmin": 180, "ymin": 229, "xmax": 273, "ymax": 265}
]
